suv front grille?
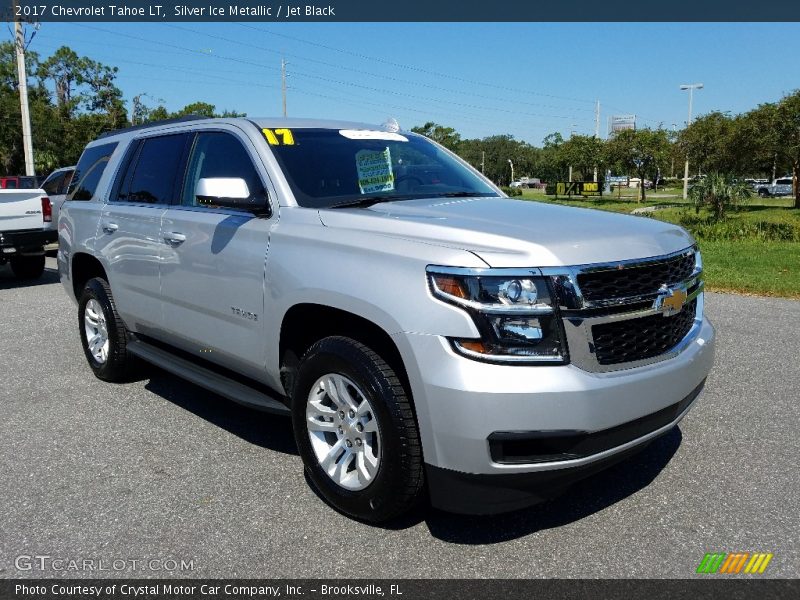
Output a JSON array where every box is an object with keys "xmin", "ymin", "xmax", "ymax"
[
  {"xmin": 577, "ymin": 251, "xmax": 696, "ymax": 302},
  {"xmin": 591, "ymin": 299, "xmax": 697, "ymax": 365}
]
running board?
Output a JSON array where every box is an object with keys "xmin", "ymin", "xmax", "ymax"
[{"xmin": 127, "ymin": 340, "xmax": 290, "ymax": 416}]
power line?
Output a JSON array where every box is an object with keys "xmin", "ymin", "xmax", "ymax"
[
  {"xmin": 70, "ymin": 24, "xmax": 588, "ymax": 124},
  {"xmin": 168, "ymin": 24, "xmax": 593, "ymax": 114},
  {"xmin": 235, "ymin": 23, "xmax": 598, "ymax": 106}
]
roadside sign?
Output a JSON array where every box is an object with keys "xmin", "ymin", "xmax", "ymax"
[{"xmin": 555, "ymin": 181, "xmax": 602, "ymax": 197}]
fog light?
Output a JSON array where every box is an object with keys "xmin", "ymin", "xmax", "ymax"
[{"xmin": 490, "ymin": 316, "xmax": 543, "ymax": 341}]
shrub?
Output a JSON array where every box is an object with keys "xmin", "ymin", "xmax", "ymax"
[
  {"xmin": 501, "ymin": 186, "xmax": 522, "ymax": 196},
  {"xmin": 677, "ymin": 213, "xmax": 800, "ymax": 242},
  {"xmin": 688, "ymin": 173, "xmax": 751, "ymax": 220}
]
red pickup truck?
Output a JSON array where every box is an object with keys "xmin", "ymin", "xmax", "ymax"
[{"xmin": 0, "ymin": 175, "xmax": 43, "ymax": 189}]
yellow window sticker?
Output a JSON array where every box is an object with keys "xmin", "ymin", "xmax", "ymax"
[
  {"xmin": 262, "ymin": 128, "xmax": 295, "ymax": 145},
  {"xmin": 356, "ymin": 148, "xmax": 395, "ymax": 194}
]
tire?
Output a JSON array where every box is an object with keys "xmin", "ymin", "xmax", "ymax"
[
  {"xmin": 10, "ymin": 255, "xmax": 45, "ymax": 280},
  {"xmin": 758, "ymin": 188, "xmax": 769, "ymax": 198},
  {"xmin": 78, "ymin": 277, "xmax": 137, "ymax": 382},
  {"xmin": 292, "ymin": 336, "xmax": 423, "ymax": 522}
]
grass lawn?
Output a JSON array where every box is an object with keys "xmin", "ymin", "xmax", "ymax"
[
  {"xmin": 518, "ymin": 191, "xmax": 800, "ymax": 299},
  {"xmin": 698, "ymin": 240, "xmax": 800, "ymax": 298}
]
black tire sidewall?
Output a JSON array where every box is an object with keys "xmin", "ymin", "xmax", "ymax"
[
  {"xmin": 292, "ymin": 338, "xmax": 419, "ymax": 522},
  {"xmin": 77, "ymin": 278, "xmax": 130, "ymax": 381},
  {"xmin": 10, "ymin": 255, "xmax": 45, "ymax": 279}
]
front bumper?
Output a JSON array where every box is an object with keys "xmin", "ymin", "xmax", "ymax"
[
  {"xmin": 393, "ymin": 315, "xmax": 715, "ymax": 513},
  {"xmin": 426, "ymin": 380, "xmax": 704, "ymax": 514}
]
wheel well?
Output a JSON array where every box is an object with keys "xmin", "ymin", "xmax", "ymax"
[
  {"xmin": 71, "ymin": 253, "xmax": 107, "ymax": 301},
  {"xmin": 279, "ymin": 304, "xmax": 410, "ymax": 397}
]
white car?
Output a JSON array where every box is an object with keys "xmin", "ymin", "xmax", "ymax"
[{"xmin": 41, "ymin": 166, "xmax": 76, "ymax": 238}]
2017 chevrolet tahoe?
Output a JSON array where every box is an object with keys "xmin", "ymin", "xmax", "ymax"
[{"xmin": 58, "ymin": 116, "xmax": 715, "ymax": 522}]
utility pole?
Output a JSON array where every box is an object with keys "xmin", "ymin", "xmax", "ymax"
[
  {"xmin": 671, "ymin": 123, "xmax": 677, "ymax": 178},
  {"xmin": 281, "ymin": 56, "xmax": 287, "ymax": 117},
  {"xmin": 594, "ymin": 99, "xmax": 600, "ymax": 182},
  {"xmin": 507, "ymin": 159, "xmax": 514, "ymax": 185},
  {"xmin": 481, "ymin": 151, "xmax": 485, "ymax": 174},
  {"xmin": 132, "ymin": 95, "xmax": 141, "ymax": 126},
  {"xmin": 594, "ymin": 100, "xmax": 601, "ymax": 138},
  {"xmin": 13, "ymin": 1, "xmax": 35, "ymax": 176},
  {"xmin": 680, "ymin": 83, "xmax": 703, "ymax": 200}
]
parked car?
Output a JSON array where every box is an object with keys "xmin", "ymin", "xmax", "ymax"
[
  {"xmin": 756, "ymin": 177, "xmax": 793, "ymax": 198},
  {"xmin": 0, "ymin": 187, "xmax": 56, "ymax": 279},
  {"xmin": 41, "ymin": 166, "xmax": 75, "ymax": 238},
  {"xmin": 58, "ymin": 116, "xmax": 715, "ymax": 522}
]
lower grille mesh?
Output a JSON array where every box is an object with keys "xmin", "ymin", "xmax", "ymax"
[{"xmin": 592, "ymin": 299, "xmax": 697, "ymax": 365}]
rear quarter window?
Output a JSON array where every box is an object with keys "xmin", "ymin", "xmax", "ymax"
[{"xmin": 68, "ymin": 142, "xmax": 119, "ymax": 201}]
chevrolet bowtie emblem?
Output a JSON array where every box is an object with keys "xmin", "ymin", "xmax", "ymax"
[{"xmin": 654, "ymin": 284, "xmax": 688, "ymax": 317}]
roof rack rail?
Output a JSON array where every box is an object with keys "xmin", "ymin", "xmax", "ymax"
[{"xmin": 97, "ymin": 115, "xmax": 211, "ymax": 138}]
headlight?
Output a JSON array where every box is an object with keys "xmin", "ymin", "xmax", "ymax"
[{"xmin": 427, "ymin": 267, "xmax": 568, "ymax": 364}]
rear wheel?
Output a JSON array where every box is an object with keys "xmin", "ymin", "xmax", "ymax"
[
  {"xmin": 78, "ymin": 277, "xmax": 137, "ymax": 382},
  {"xmin": 758, "ymin": 188, "xmax": 770, "ymax": 198},
  {"xmin": 292, "ymin": 336, "xmax": 423, "ymax": 522},
  {"xmin": 10, "ymin": 255, "xmax": 45, "ymax": 280}
]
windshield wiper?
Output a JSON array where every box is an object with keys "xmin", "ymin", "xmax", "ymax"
[{"xmin": 328, "ymin": 195, "xmax": 417, "ymax": 209}]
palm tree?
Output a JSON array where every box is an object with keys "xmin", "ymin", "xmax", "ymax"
[{"xmin": 688, "ymin": 173, "xmax": 751, "ymax": 220}]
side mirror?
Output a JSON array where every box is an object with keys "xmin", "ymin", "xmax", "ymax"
[{"xmin": 195, "ymin": 177, "xmax": 270, "ymax": 216}]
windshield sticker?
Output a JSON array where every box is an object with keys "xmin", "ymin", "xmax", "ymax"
[
  {"xmin": 340, "ymin": 130, "xmax": 408, "ymax": 142},
  {"xmin": 356, "ymin": 148, "xmax": 395, "ymax": 194},
  {"xmin": 262, "ymin": 128, "xmax": 295, "ymax": 145}
]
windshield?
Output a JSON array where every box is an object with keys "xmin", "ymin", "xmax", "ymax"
[{"xmin": 264, "ymin": 128, "xmax": 498, "ymax": 208}]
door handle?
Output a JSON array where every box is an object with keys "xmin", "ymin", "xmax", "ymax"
[
  {"xmin": 101, "ymin": 222, "xmax": 118, "ymax": 234},
  {"xmin": 164, "ymin": 232, "xmax": 187, "ymax": 246}
]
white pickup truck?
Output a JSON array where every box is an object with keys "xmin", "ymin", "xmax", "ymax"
[{"xmin": 0, "ymin": 188, "xmax": 57, "ymax": 279}]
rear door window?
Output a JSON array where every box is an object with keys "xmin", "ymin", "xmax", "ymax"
[{"xmin": 116, "ymin": 134, "xmax": 189, "ymax": 204}]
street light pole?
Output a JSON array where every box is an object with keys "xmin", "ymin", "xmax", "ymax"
[
  {"xmin": 680, "ymin": 83, "xmax": 703, "ymax": 200},
  {"xmin": 507, "ymin": 159, "xmax": 514, "ymax": 185}
]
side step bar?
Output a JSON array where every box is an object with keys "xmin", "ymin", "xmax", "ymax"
[{"xmin": 127, "ymin": 340, "xmax": 290, "ymax": 416}]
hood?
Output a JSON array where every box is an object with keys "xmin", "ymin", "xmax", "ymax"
[{"xmin": 317, "ymin": 196, "xmax": 694, "ymax": 267}]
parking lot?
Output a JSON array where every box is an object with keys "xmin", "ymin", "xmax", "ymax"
[{"xmin": 1, "ymin": 257, "xmax": 798, "ymax": 579}]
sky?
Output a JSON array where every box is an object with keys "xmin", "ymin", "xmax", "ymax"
[{"xmin": 21, "ymin": 22, "xmax": 800, "ymax": 146}]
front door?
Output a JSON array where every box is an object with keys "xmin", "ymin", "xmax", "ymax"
[{"xmin": 159, "ymin": 129, "xmax": 275, "ymax": 380}]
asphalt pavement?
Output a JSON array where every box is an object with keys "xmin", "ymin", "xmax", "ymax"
[{"xmin": 1, "ymin": 258, "xmax": 797, "ymax": 578}]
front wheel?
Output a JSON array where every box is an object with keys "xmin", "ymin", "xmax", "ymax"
[
  {"xmin": 292, "ymin": 336, "xmax": 423, "ymax": 522},
  {"xmin": 10, "ymin": 255, "xmax": 45, "ymax": 280}
]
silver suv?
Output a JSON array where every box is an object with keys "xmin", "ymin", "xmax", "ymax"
[{"xmin": 58, "ymin": 116, "xmax": 715, "ymax": 521}]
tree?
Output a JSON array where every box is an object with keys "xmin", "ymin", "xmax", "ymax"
[
  {"xmin": 410, "ymin": 122, "xmax": 461, "ymax": 152},
  {"xmin": 737, "ymin": 102, "xmax": 785, "ymax": 180},
  {"xmin": 558, "ymin": 134, "xmax": 605, "ymax": 182},
  {"xmin": 689, "ymin": 173, "xmax": 751, "ymax": 220},
  {"xmin": 678, "ymin": 111, "xmax": 737, "ymax": 175},
  {"xmin": 774, "ymin": 91, "xmax": 800, "ymax": 208},
  {"xmin": 605, "ymin": 128, "xmax": 671, "ymax": 202},
  {"xmin": 173, "ymin": 102, "xmax": 217, "ymax": 118},
  {"xmin": 37, "ymin": 46, "xmax": 86, "ymax": 115}
]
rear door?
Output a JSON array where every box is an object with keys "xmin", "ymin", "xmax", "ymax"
[
  {"xmin": 159, "ymin": 128, "xmax": 275, "ymax": 379},
  {"xmin": 94, "ymin": 133, "xmax": 191, "ymax": 334}
]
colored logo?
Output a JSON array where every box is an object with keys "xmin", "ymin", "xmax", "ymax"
[
  {"xmin": 654, "ymin": 283, "xmax": 688, "ymax": 317},
  {"xmin": 697, "ymin": 552, "xmax": 774, "ymax": 574}
]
